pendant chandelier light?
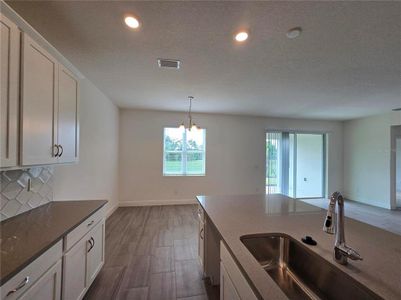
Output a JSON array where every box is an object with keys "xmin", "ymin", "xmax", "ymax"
[{"xmin": 179, "ymin": 96, "xmax": 200, "ymax": 131}]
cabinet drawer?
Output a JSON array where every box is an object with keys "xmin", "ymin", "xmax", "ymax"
[
  {"xmin": 1, "ymin": 240, "xmax": 62, "ymax": 300},
  {"xmin": 19, "ymin": 260, "xmax": 62, "ymax": 300},
  {"xmin": 64, "ymin": 207, "xmax": 104, "ymax": 251}
]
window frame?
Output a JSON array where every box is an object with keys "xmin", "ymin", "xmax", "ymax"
[{"xmin": 163, "ymin": 127, "xmax": 206, "ymax": 176}]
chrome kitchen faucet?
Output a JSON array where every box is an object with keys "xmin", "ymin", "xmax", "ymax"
[{"xmin": 323, "ymin": 192, "xmax": 363, "ymax": 265}]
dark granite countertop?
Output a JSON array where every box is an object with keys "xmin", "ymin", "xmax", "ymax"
[{"xmin": 0, "ymin": 200, "xmax": 107, "ymax": 285}]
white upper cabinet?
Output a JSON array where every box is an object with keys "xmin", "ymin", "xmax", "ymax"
[
  {"xmin": 21, "ymin": 33, "xmax": 59, "ymax": 166},
  {"xmin": 0, "ymin": 13, "xmax": 19, "ymax": 168},
  {"xmin": 20, "ymin": 32, "xmax": 79, "ymax": 167},
  {"xmin": 0, "ymin": 3, "xmax": 80, "ymax": 169},
  {"xmin": 58, "ymin": 65, "xmax": 79, "ymax": 163}
]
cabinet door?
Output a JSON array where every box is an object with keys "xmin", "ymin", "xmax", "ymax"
[
  {"xmin": 62, "ymin": 237, "xmax": 88, "ymax": 300},
  {"xmin": 86, "ymin": 220, "xmax": 105, "ymax": 286},
  {"xmin": 19, "ymin": 260, "xmax": 62, "ymax": 300},
  {"xmin": 0, "ymin": 13, "xmax": 19, "ymax": 168},
  {"xmin": 198, "ymin": 218, "xmax": 205, "ymax": 267},
  {"xmin": 220, "ymin": 241, "xmax": 258, "ymax": 300},
  {"xmin": 220, "ymin": 262, "xmax": 240, "ymax": 300},
  {"xmin": 58, "ymin": 65, "xmax": 79, "ymax": 163},
  {"xmin": 21, "ymin": 33, "xmax": 58, "ymax": 166}
]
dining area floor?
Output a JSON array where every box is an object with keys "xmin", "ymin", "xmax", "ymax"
[{"xmin": 84, "ymin": 205, "xmax": 219, "ymax": 300}]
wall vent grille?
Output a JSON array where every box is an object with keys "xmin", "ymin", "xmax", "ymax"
[{"xmin": 158, "ymin": 59, "xmax": 180, "ymax": 69}]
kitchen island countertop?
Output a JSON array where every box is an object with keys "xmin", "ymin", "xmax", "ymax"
[{"xmin": 197, "ymin": 194, "xmax": 401, "ymax": 299}]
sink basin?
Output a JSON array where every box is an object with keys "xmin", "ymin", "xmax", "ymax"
[{"xmin": 240, "ymin": 233, "xmax": 382, "ymax": 300}]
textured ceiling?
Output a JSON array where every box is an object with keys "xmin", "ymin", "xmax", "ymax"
[{"xmin": 7, "ymin": 1, "xmax": 401, "ymax": 120}]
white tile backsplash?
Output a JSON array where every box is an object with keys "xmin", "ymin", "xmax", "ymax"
[{"xmin": 0, "ymin": 167, "xmax": 54, "ymax": 220}]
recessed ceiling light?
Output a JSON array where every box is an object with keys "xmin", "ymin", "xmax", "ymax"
[
  {"xmin": 125, "ymin": 16, "xmax": 140, "ymax": 29},
  {"xmin": 286, "ymin": 27, "xmax": 302, "ymax": 39},
  {"xmin": 235, "ymin": 31, "xmax": 248, "ymax": 42}
]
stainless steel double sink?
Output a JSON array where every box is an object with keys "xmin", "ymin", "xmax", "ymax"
[{"xmin": 241, "ymin": 234, "xmax": 382, "ymax": 300}]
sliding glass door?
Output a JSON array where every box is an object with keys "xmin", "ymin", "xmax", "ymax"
[{"xmin": 266, "ymin": 131, "xmax": 326, "ymax": 198}]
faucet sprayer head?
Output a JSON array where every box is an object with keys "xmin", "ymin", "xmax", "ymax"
[
  {"xmin": 323, "ymin": 211, "xmax": 335, "ymax": 234},
  {"xmin": 323, "ymin": 193, "xmax": 337, "ymax": 234}
]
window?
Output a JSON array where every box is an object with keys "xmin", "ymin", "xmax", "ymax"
[{"xmin": 163, "ymin": 128, "xmax": 206, "ymax": 176}]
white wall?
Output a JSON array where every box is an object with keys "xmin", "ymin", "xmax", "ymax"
[
  {"xmin": 53, "ymin": 79, "xmax": 119, "ymax": 216},
  {"xmin": 119, "ymin": 109, "xmax": 343, "ymax": 206},
  {"xmin": 343, "ymin": 111, "xmax": 401, "ymax": 209}
]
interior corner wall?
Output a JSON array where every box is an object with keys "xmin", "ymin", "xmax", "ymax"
[
  {"xmin": 119, "ymin": 109, "xmax": 343, "ymax": 206},
  {"xmin": 53, "ymin": 79, "xmax": 120, "ymax": 216},
  {"xmin": 343, "ymin": 111, "xmax": 401, "ymax": 209}
]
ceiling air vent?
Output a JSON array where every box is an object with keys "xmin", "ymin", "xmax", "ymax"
[
  {"xmin": 158, "ymin": 58, "xmax": 181, "ymax": 69},
  {"xmin": 392, "ymin": 108, "xmax": 401, "ymax": 111}
]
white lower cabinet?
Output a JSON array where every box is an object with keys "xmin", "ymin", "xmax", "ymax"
[
  {"xmin": 1, "ymin": 241, "xmax": 62, "ymax": 300},
  {"xmin": 19, "ymin": 260, "xmax": 62, "ymax": 300},
  {"xmin": 62, "ymin": 218, "xmax": 105, "ymax": 300},
  {"xmin": 198, "ymin": 205, "xmax": 205, "ymax": 268},
  {"xmin": 1, "ymin": 210, "xmax": 105, "ymax": 300},
  {"xmin": 220, "ymin": 241, "xmax": 258, "ymax": 300},
  {"xmin": 220, "ymin": 262, "xmax": 241, "ymax": 300},
  {"xmin": 86, "ymin": 220, "xmax": 105, "ymax": 286},
  {"xmin": 62, "ymin": 237, "xmax": 88, "ymax": 300}
]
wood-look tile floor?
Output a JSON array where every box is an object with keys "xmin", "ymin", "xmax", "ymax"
[{"xmin": 84, "ymin": 205, "xmax": 219, "ymax": 300}]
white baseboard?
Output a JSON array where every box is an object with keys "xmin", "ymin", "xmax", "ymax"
[
  {"xmin": 106, "ymin": 203, "xmax": 119, "ymax": 218},
  {"xmin": 119, "ymin": 199, "xmax": 197, "ymax": 207}
]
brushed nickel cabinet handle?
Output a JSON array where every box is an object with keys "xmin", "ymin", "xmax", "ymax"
[
  {"xmin": 53, "ymin": 144, "xmax": 59, "ymax": 157},
  {"xmin": 6, "ymin": 276, "xmax": 30, "ymax": 297},
  {"xmin": 87, "ymin": 238, "xmax": 94, "ymax": 253},
  {"xmin": 87, "ymin": 220, "xmax": 94, "ymax": 227},
  {"xmin": 58, "ymin": 144, "xmax": 63, "ymax": 157},
  {"xmin": 200, "ymin": 227, "xmax": 204, "ymax": 240}
]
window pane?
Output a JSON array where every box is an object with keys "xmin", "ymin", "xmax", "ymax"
[
  {"xmin": 266, "ymin": 132, "xmax": 282, "ymax": 194},
  {"xmin": 164, "ymin": 152, "xmax": 183, "ymax": 174},
  {"xmin": 186, "ymin": 152, "xmax": 205, "ymax": 174},
  {"xmin": 186, "ymin": 129, "xmax": 205, "ymax": 150},
  {"xmin": 164, "ymin": 128, "xmax": 183, "ymax": 151}
]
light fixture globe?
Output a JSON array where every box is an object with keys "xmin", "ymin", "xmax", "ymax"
[{"xmin": 190, "ymin": 123, "xmax": 198, "ymax": 132}]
